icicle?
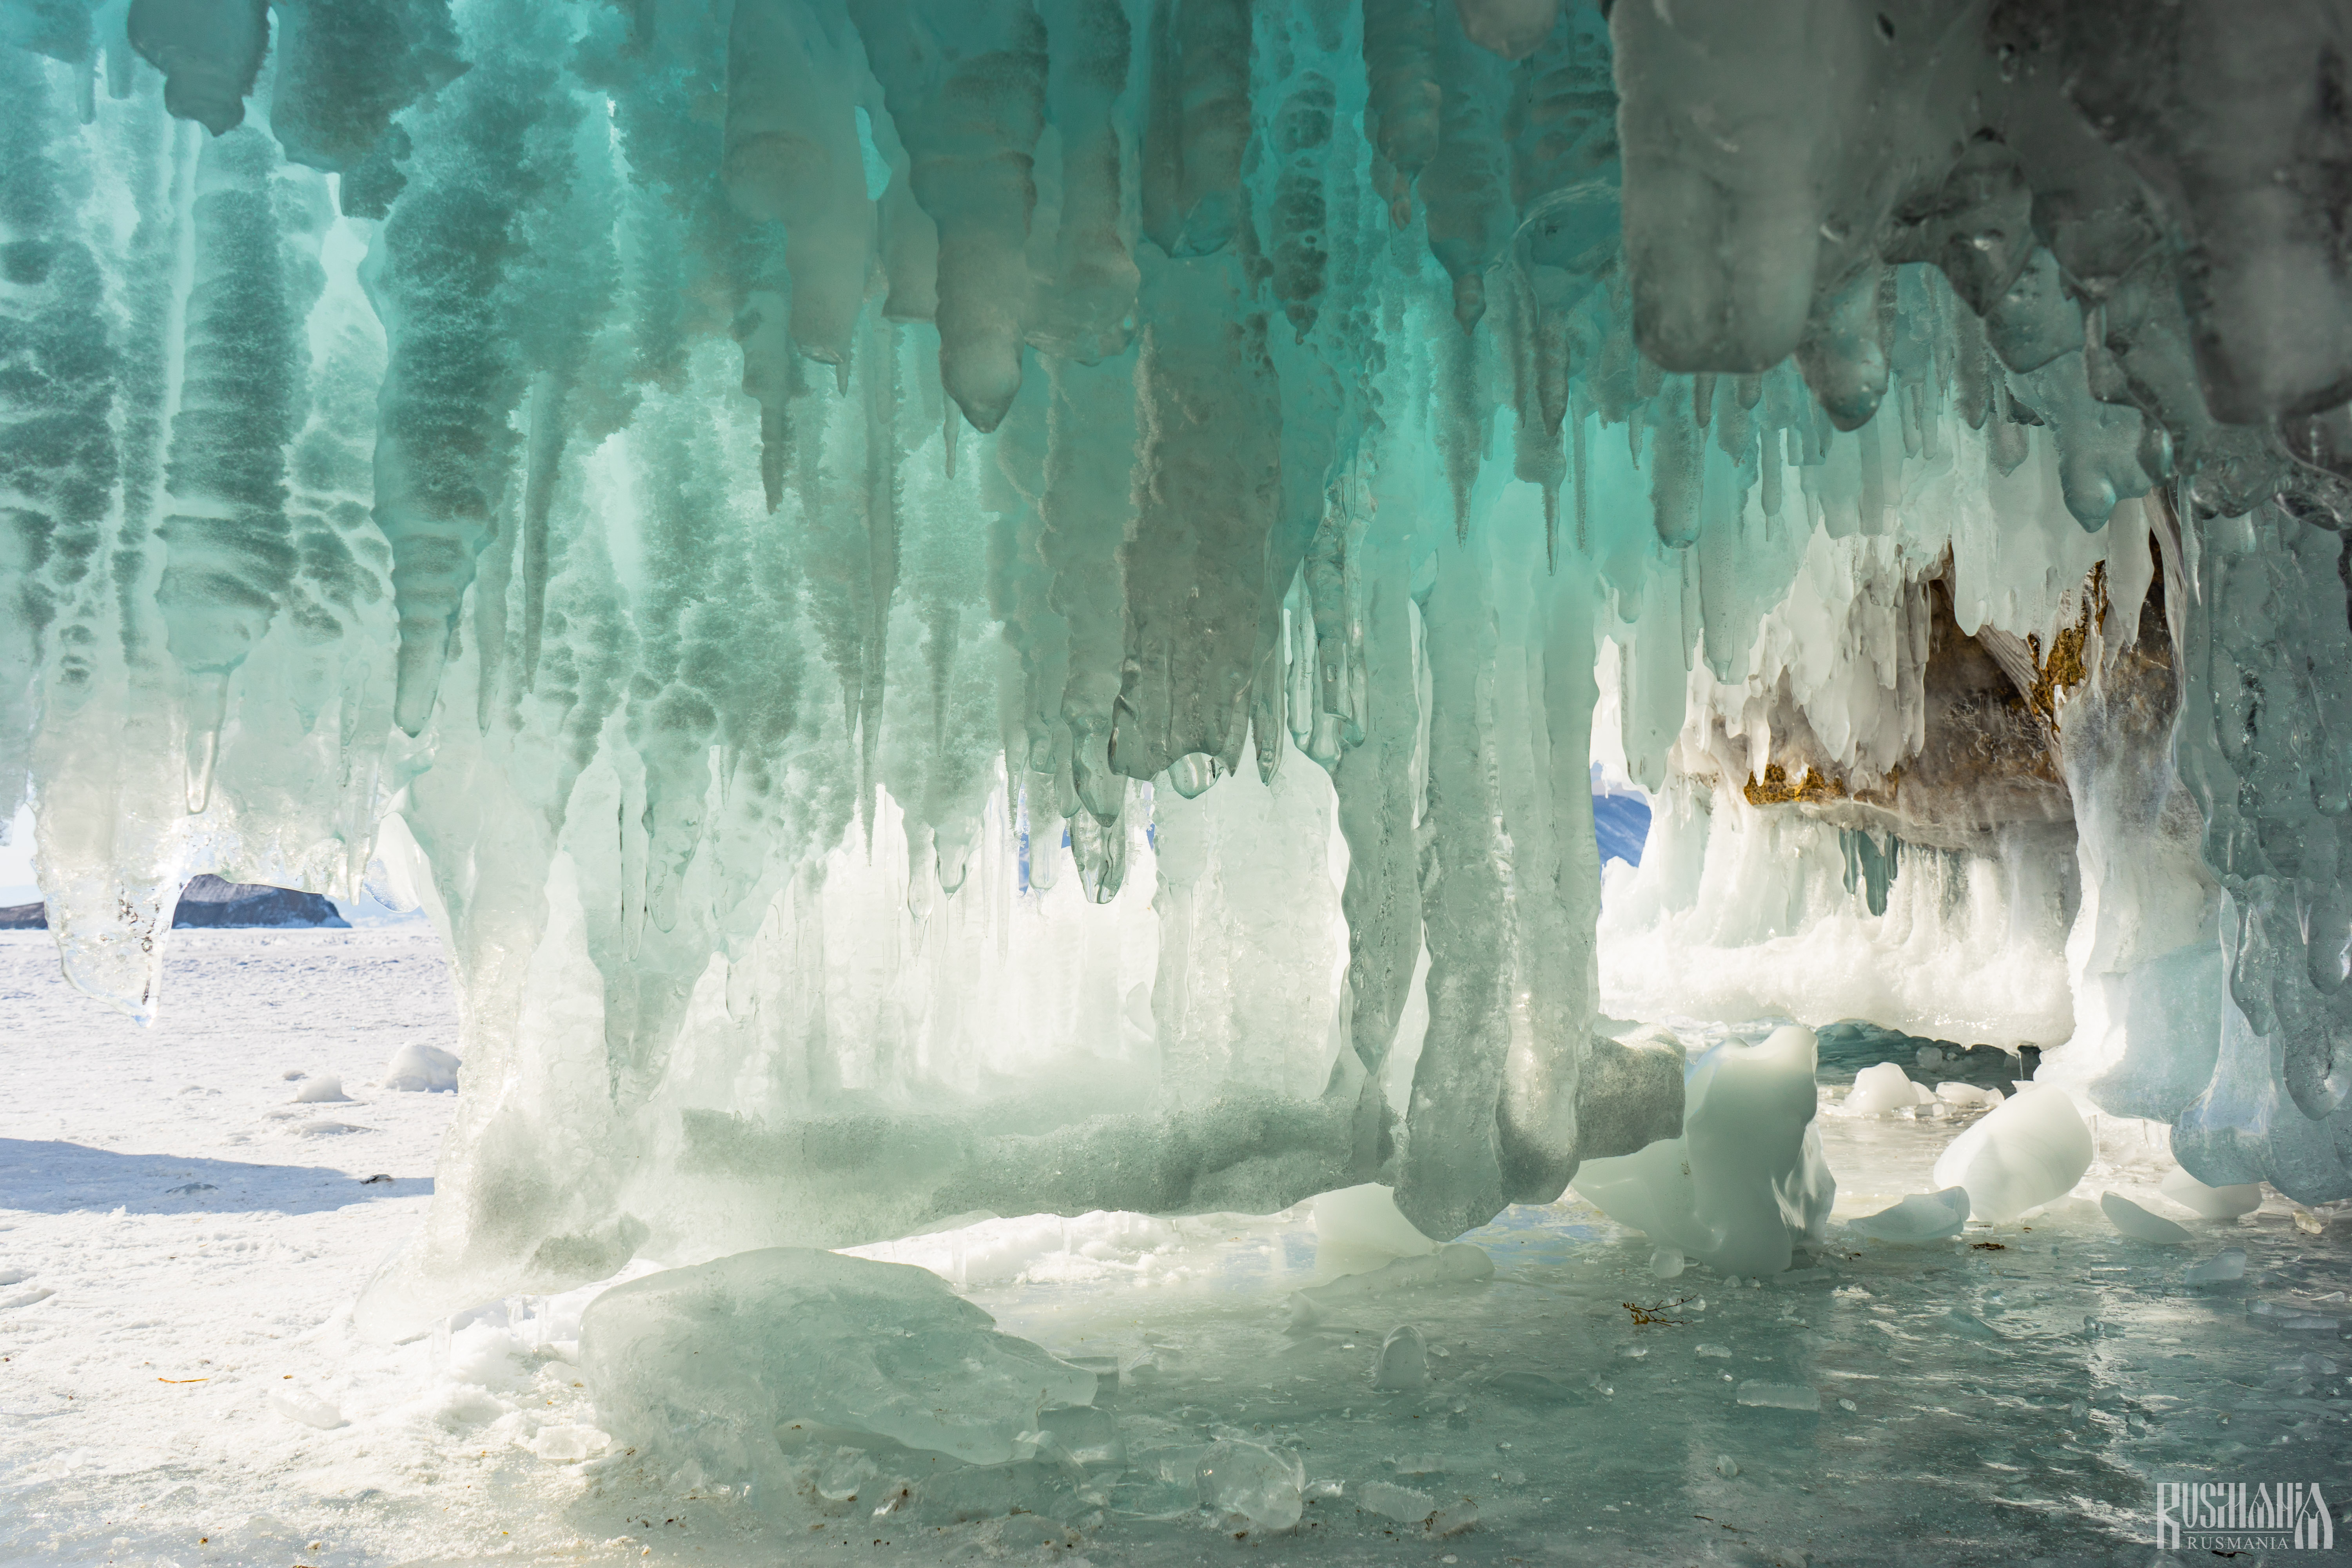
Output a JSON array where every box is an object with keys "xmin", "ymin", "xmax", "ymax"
[
  {"xmin": 723, "ymin": 0, "xmax": 876, "ymax": 370},
  {"xmin": 1032, "ymin": 0, "xmax": 1138, "ymax": 361},
  {"xmin": 127, "ymin": 0, "xmax": 268, "ymax": 136},
  {"xmin": 1109, "ymin": 255, "xmax": 1281, "ymax": 782},
  {"xmin": 852, "ymin": 0, "xmax": 1047, "ymax": 434},
  {"xmin": 1361, "ymin": 0, "xmax": 1440, "ymax": 226},
  {"xmin": 1423, "ymin": 0, "xmax": 1513, "ymax": 332},
  {"xmin": 153, "ymin": 125, "xmax": 304, "ymax": 806},
  {"xmin": 269, "ymin": 0, "xmax": 464, "ymax": 181},
  {"xmin": 1264, "ymin": 70, "xmax": 1334, "ymax": 341}
]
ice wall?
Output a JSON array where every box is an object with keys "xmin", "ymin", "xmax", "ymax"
[{"xmin": 1, "ymin": 0, "xmax": 2348, "ymax": 1327}]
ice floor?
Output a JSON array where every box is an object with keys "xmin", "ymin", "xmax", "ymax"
[{"xmin": 3, "ymin": 931, "xmax": 2348, "ymax": 1568}]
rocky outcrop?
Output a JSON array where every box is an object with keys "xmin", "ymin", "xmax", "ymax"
[{"xmin": 0, "ymin": 875, "xmax": 348, "ymax": 931}]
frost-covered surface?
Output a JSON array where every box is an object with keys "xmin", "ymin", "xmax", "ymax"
[{"xmin": 6, "ymin": 936, "xmax": 2352, "ymax": 1566}]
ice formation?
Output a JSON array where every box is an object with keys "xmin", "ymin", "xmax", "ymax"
[
  {"xmin": 0, "ymin": 0, "xmax": 2348, "ymax": 1337},
  {"xmin": 578, "ymin": 1247, "xmax": 1098, "ymax": 1474},
  {"xmin": 1571, "ymin": 1023, "xmax": 1834, "ymax": 1275},
  {"xmin": 1848, "ymin": 1185, "xmax": 1969, "ymax": 1246},
  {"xmin": 2098, "ymin": 1189, "xmax": 2192, "ymax": 1245},
  {"xmin": 1932, "ymin": 1082, "xmax": 2095, "ymax": 1223}
]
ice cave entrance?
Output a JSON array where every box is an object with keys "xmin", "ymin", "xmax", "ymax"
[{"xmin": 3, "ymin": 0, "xmax": 2350, "ymax": 1562}]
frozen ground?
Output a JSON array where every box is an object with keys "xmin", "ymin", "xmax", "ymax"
[{"xmin": 3, "ymin": 932, "xmax": 2348, "ymax": 1568}]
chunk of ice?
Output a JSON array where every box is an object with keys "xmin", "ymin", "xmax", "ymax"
[
  {"xmin": 381, "ymin": 1043, "xmax": 461, "ymax": 1093},
  {"xmin": 1845, "ymin": 1063, "xmax": 1931, "ymax": 1114},
  {"xmin": 267, "ymin": 1388, "xmax": 345, "ymax": 1429},
  {"xmin": 1196, "ymin": 1439, "xmax": 1304, "ymax": 1531},
  {"xmin": 2158, "ymin": 1167, "xmax": 2262, "ymax": 1220},
  {"xmin": 1848, "ymin": 1187, "xmax": 1969, "ymax": 1245},
  {"xmin": 1929, "ymin": 1085, "xmax": 2092, "ymax": 1223},
  {"xmin": 529, "ymin": 1423, "xmax": 608, "ymax": 1463},
  {"xmin": 2184, "ymin": 1249, "xmax": 2248, "ymax": 1285},
  {"xmin": 1301, "ymin": 1243, "xmax": 1494, "ymax": 1308},
  {"xmin": 1573, "ymin": 1026, "xmax": 1835, "ymax": 1276},
  {"xmin": 1356, "ymin": 1480, "xmax": 1434, "ymax": 1522},
  {"xmin": 2100, "ymin": 1192, "xmax": 2192, "ymax": 1245},
  {"xmin": 579, "ymin": 1248, "xmax": 1096, "ymax": 1476},
  {"xmin": 1735, "ymin": 1382, "xmax": 1821, "ymax": 1412},
  {"xmin": 1371, "ymin": 1325, "xmax": 1428, "ymax": 1391}
]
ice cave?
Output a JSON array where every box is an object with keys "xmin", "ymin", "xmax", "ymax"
[{"xmin": 1, "ymin": 0, "xmax": 2349, "ymax": 1563}]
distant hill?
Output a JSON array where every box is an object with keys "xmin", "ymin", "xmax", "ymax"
[{"xmin": 0, "ymin": 875, "xmax": 348, "ymax": 931}]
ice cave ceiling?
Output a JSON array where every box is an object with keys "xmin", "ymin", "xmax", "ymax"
[{"xmin": 0, "ymin": 0, "xmax": 2347, "ymax": 1327}]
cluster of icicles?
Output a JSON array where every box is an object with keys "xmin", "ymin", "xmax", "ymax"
[{"xmin": 0, "ymin": 0, "xmax": 2346, "ymax": 1321}]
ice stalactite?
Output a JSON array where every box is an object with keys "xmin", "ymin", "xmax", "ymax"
[
  {"xmin": 722, "ymin": 0, "xmax": 875, "ymax": 373},
  {"xmin": 854, "ymin": 0, "xmax": 1048, "ymax": 434},
  {"xmin": 0, "ymin": 49, "xmax": 115, "ymax": 826},
  {"xmin": 2, "ymin": 0, "xmax": 2350, "ymax": 1330},
  {"xmin": 371, "ymin": 3, "xmax": 585, "ymax": 734},
  {"xmin": 1360, "ymin": 0, "xmax": 1438, "ymax": 225},
  {"xmin": 1112, "ymin": 254, "xmax": 1281, "ymax": 784},
  {"xmin": 126, "ymin": 0, "xmax": 269, "ymax": 137},
  {"xmin": 154, "ymin": 124, "xmax": 305, "ymax": 811},
  {"xmin": 268, "ymin": 0, "xmax": 463, "ymax": 207},
  {"xmin": 1032, "ymin": 0, "xmax": 1138, "ymax": 363}
]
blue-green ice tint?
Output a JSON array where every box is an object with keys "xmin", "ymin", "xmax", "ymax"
[{"xmin": 0, "ymin": 0, "xmax": 2346, "ymax": 1331}]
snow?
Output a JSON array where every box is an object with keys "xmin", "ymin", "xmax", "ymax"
[{"xmin": 6, "ymin": 934, "xmax": 2352, "ymax": 1566}]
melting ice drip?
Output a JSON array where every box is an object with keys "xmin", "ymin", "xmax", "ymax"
[{"xmin": 0, "ymin": 1, "xmax": 2345, "ymax": 1334}]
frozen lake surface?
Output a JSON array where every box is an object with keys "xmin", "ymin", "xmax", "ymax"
[{"xmin": 2, "ymin": 929, "xmax": 2346, "ymax": 1567}]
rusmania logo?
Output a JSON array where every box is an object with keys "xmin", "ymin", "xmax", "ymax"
[{"xmin": 2152, "ymin": 1481, "xmax": 2337, "ymax": 1551}]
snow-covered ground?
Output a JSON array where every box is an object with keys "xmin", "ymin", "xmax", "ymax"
[{"xmin": 4, "ymin": 931, "xmax": 2348, "ymax": 1567}]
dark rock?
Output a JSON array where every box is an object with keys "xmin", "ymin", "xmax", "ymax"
[
  {"xmin": 0, "ymin": 876, "xmax": 348, "ymax": 931},
  {"xmin": 171, "ymin": 874, "xmax": 348, "ymax": 929}
]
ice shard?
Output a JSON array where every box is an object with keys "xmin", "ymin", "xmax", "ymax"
[{"xmin": 0, "ymin": 0, "xmax": 2343, "ymax": 1342}]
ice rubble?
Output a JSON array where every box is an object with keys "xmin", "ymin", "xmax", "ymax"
[
  {"xmin": 578, "ymin": 1247, "xmax": 1097, "ymax": 1473},
  {"xmin": 0, "ymin": 0, "xmax": 2345, "ymax": 1343}
]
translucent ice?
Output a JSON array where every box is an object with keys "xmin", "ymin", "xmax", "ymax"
[
  {"xmin": 1845, "ymin": 1063, "xmax": 1933, "ymax": 1115},
  {"xmin": 1196, "ymin": 1439, "xmax": 1305, "ymax": 1531},
  {"xmin": 1314, "ymin": 1184, "xmax": 1439, "ymax": 1259},
  {"xmin": 0, "ymin": 0, "xmax": 2347, "ymax": 1340},
  {"xmin": 1849, "ymin": 1187, "xmax": 1970, "ymax": 1247},
  {"xmin": 1356, "ymin": 1480, "xmax": 1436, "ymax": 1523},
  {"xmin": 1573, "ymin": 1025, "xmax": 1833, "ymax": 1276},
  {"xmin": 579, "ymin": 1249, "xmax": 1095, "ymax": 1475},
  {"xmin": 2159, "ymin": 1168, "xmax": 2263, "ymax": 1220},
  {"xmin": 1735, "ymin": 1382, "xmax": 1820, "ymax": 1413},
  {"xmin": 1931, "ymin": 1087, "xmax": 2094, "ymax": 1224},
  {"xmin": 2184, "ymin": 1250, "xmax": 2249, "ymax": 1286},
  {"xmin": 1371, "ymin": 1324, "xmax": 1430, "ymax": 1392},
  {"xmin": 2099, "ymin": 1192, "xmax": 2192, "ymax": 1246}
]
